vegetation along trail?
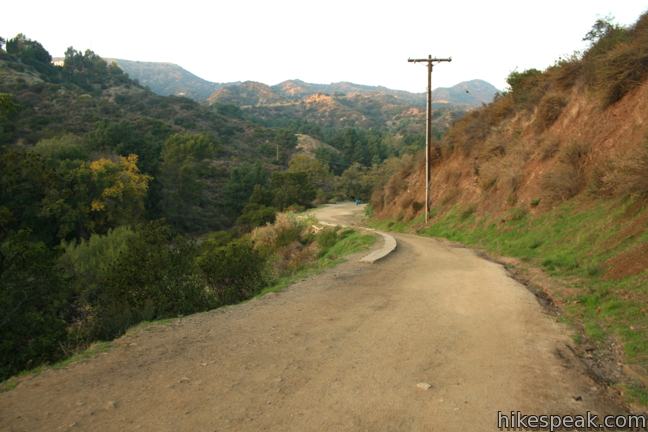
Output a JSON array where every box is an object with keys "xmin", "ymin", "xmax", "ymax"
[{"xmin": 0, "ymin": 203, "xmax": 624, "ymax": 431}]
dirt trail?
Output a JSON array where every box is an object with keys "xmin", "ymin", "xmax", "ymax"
[{"xmin": 0, "ymin": 203, "xmax": 622, "ymax": 431}]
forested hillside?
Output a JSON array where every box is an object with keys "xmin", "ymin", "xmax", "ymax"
[{"xmin": 0, "ymin": 33, "xmax": 429, "ymax": 380}]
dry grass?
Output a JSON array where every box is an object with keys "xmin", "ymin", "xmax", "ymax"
[
  {"xmin": 542, "ymin": 163, "xmax": 582, "ymax": 201},
  {"xmin": 601, "ymin": 141, "xmax": 648, "ymax": 198},
  {"xmin": 542, "ymin": 141, "xmax": 591, "ymax": 202},
  {"xmin": 535, "ymin": 95, "xmax": 567, "ymax": 131}
]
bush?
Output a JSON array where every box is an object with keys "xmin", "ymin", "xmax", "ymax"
[
  {"xmin": 506, "ymin": 69, "xmax": 546, "ymax": 108},
  {"xmin": 580, "ymin": 15, "xmax": 648, "ymax": 107},
  {"xmin": 250, "ymin": 213, "xmax": 306, "ymax": 254},
  {"xmin": 196, "ymin": 239, "xmax": 266, "ymax": 305},
  {"xmin": 542, "ymin": 162, "xmax": 583, "ymax": 202},
  {"xmin": 0, "ymin": 231, "xmax": 71, "ymax": 380},
  {"xmin": 316, "ymin": 226, "xmax": 340, "ymax": 255},
  {"xmin": 94, "ymin": 222, "xmax": 212, "ymax": 339},
  {"xmin": 601, "ymin": 140, "xmax": 648, "ymax": 198},
  {"xmin": 535, "ymin": 95, "xmax": 567, "ymax": 131},
  {"xmin": 236, "ymin": 203, "xmax": 277, "ymax": 232},
  {"xmin": 33, "ymin": 134, "xmax": 90, "ymax": 163},
  {"xmin": 60, "ymin": 226, "xmax": 135, "ymax": 341}
]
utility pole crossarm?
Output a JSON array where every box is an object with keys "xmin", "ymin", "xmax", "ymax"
[
  {"xmin": 407, "ymin": 57, "xmax": 452, "ymax": 63},
  {"xmin": 408, "ymin": 54, "xmax": 452, "ymax": 224}
]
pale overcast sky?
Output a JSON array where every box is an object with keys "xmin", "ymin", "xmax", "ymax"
[{"xmin": 2, "ymin": 0, "xmax": 646, "ymax": 92}]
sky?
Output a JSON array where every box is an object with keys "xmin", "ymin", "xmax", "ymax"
[{"xmin": 2, "ymin": 0, "xmax": 646, "ymax": 92}]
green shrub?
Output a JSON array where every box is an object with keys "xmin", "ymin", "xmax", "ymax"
[
  {"xmin": 236, "ymin": 204, "xmax": 277, "ymax": 231},
  {"xmin": 0, "ymin": 231, "xmax": 71, "ymax": 380},
  {"xmin": 33, "ymin": 134, "xmax": 90, "ymax": 163},
  {"xmin": 94, "ymin": 222, "xmax": 212, "ymax": 339},
  {"xmin": 506, "ymin": 69, "xmax": 546, "ymax": 108},
  {"xmin": 196, "ymin": 239, "xmax": 266, "ymax": 305},
  {"xmin": 60, "ymin": 226, "xmax": 135, "ymax": 341},
  {"xmin": 316, "ymin": 227, "xmax": 340, "ymax": 255}
]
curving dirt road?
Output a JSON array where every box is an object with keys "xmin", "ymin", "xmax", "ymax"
[{"xmin": 0, "ymin": 203, "xmax": 622, "ymax": 431}]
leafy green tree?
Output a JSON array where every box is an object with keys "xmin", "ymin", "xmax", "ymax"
[
  {"xmin": 88, "ymin": 121, "xmax": 166, "ymax": 174},
  {"xmin": 5, "ymin": 34, "xmax": 52, "ymax": 72},
  {"xmin": 158, "ymin": 133, "xmax": 219, "ymax": 231},
  {"xmin": 0, "ymin": 230, "xmax": 71, "ymax": 380},
  {"xmin": 223, "ymin": 162, "xmax": 269, "ymax": 219},
  {"xmin": 41, "ymin": 155, "xmax": 150, "ymax": 239},
  {"xmin": 0, "ymin": 149, "xmax": 59, "ymax": 245},
  {"xmin": 287, "ymin": 154, "xmax": 334, "ymax": 202},
  {"xmin": 270, "ymin": 171, "xmax": 315, "ymax": 210},
  {"xmin": 63, "ymin": 47, "xmax": 129, "ymax": 91},
  {"xmin": 337, "ymin": 162, "xmax": 374, "ymax": 200}
]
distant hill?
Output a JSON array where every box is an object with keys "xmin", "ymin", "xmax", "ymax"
[
  {"xmin": 207, "ymin": 81, "xmax": 285, "ymax": 106},
  {"xmin": 209, "ymin": 79, "xmax": 499, "ymax": 108},
  {"xmin": 207, "ymin": 79, "xmax": 494, "ymax": 134},
  {"xmin": 73, "ymin": 57, "xmax": 498, "ymax": 133},
  {"xmin": 84, "ymin": 57, "xmax": 499, "ymax": 108},
  {"xmin": 432, "ymin": 79, "xmax": 499, "ymax": 106},
  {"xmin": 104, "ymin": 59, "xmax": 224, "ymax": 101}
]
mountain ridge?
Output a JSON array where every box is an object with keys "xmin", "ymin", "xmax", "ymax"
[{"xmin": 71, "ymin": 58, "xmax": 498, "ymax": 107}]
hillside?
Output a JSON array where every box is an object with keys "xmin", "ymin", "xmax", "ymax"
[
  {"xmin": 0, "ymin": 39, "xmax": 296, "ymax": 231},
  {"xmin": 208, "ymin": 78, "xmax": 498, "ymax": 108},
  {"xmin": 105, "ymin": 59, "xmax": 223, "ymax": 101},
  {"xmin": 207, "ymin": 81, "xmax": 286, "ymax": 106},
  {"xmin": 208, "ymin": 79, "xmax": 493, "ymax": 134},
  {"xmin": 432, "ymin": 79, "xmax": 499, "ymax": 106},
  {"xmin": 371, "ymin": 14, "xmax": 648, "ymax": 405}
]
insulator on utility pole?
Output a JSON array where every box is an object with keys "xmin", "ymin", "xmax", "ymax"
[{"xmin": 408, "ymin": 55, "xmax": 452, "ymax": 224}]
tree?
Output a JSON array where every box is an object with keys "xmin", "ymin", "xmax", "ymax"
[
  {"xmin": 338, "ymin": 162, "xmax": 374, "ymax": 200},
  {"xmin": 6, "ymin": 34, "xmax": 51, "ymax": 65},
  {"xmin": 222, "ymin": 162, "xmax": 269, "ymax": 219},
  {"xmin": 287, "ymin": 154, "xmax": 333, "ymax": 192},
  {"xmin": 87, "ymin": 155, "xmax": 151, "ymax": 231},
  {"xmin": 0, "ymin": 149, "xmax": 59, "ymax": 245},
  {"xmin": 158, "ymin": 133, "xmax": 219, "ymax": 231},
  {"xmin": 41, "ymin": 155, "xmax": 150, "ymax": 239},
  {"xmin": 0, "ymin": 230, "xmax": 71, "ymax": 380},
  {"xmin": 583, "ymin": 17, "xmax": 618, "ymax": 43},
  {"xmin": 270, "ymin": 171, "xmax": 315, "ymax": 210}
]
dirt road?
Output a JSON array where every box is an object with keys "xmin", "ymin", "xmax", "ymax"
[{"xmin": 0, "ymin": 203, "xmax": 621, "ymax": 431}]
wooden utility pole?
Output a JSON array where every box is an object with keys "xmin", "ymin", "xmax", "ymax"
[{"xmin": 408, "ymin": 55, "xmax": 451, "ymax": 223}]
